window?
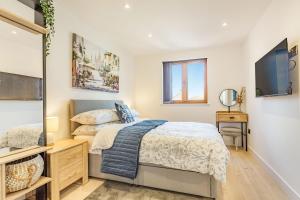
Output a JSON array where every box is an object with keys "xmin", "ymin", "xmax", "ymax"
[{"xmin": 163, "ymin": 59, "xmax": 207, "ymax": 104}]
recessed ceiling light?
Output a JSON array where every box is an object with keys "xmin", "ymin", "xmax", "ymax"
[
  {"xmin": 11, "ymin": 30, "xmax": 17, "ymax": 34},
  {"xmin": 222, "ymin": 22, "xmax": 228, "ymax": 27},
  {"xmin": 124, "ymin": 3, "xmax": 130, "ymax": 9},
  {"xmin": 148, "ymin": 33, "xmax": 153, "ymax": 38}
]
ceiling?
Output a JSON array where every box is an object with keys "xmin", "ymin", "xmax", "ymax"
[{"xmin": 59, "ymin": 0, "xmax": 271, "ymax": 55}]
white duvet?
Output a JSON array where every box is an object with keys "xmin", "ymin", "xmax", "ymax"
[{"xmin": 91, "ymin": 121, "xmax": 230, "ymax": 182}]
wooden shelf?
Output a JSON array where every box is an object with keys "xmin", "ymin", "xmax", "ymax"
[
  {"xmin": 0, "ymin": 8, "xmax": 48, "ymax": 35},
  {"xmin": 0, "ymin": 146, "xmax": 37, "ymax": 159},
  {"xmin": 0, "ymin": 146, "xmax": 52, "ymax": 165},
  {"xmin": 0, "ymin": 147, "xmax": 52, "ymax": 199},
  {"xmin": 6, "ymin": 176, "xmax": 52, "ymax": 200}
]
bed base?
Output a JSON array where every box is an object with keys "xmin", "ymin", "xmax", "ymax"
[{"xmin": 89, "ymin": 153, "xmax": 217, "ymax": 199}]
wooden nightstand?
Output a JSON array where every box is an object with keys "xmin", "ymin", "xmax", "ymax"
[
  {"xmin": 47, "ymin": 139, "xmax": 88, "ymax": 200},
  {"xmin": 216, "ymin": 111, "xmax": 249, "ymax": 151}
]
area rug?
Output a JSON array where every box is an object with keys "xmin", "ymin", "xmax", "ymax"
[{"xmin": 85, "ymin": 181, "xmax": 211, "ymax": 200}]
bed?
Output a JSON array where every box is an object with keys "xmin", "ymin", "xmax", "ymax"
[{"xmin": 70, "ymin": 99, "xmax": 229, "ymax": 199}]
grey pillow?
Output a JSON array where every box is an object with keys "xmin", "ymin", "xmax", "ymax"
[{"xmin": 115, "ymin": 103, "xmax": 135, "ymax": 123}]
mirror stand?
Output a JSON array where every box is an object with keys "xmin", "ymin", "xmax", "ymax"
[
  {"xmin": 227, "ymin": 106, "xmax": 231, "ymax": 113},
  {"xmin": 219, "ymin": 89, "xmax": 238, "ymax": 112},
  {"xmin": 0, "ymin": 4, "xmax": 48, "ymax": 200}
]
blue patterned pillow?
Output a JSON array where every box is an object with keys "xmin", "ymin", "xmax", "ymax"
[{"xmin": 115, "ymin": 103, "xmax": 135, "ymax": 123}]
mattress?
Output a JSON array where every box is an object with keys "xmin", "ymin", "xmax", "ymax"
[
  {"xmin": 76, "ymin": 121, "xmax": 229, "ymax": 182},
  {"xmin": 73, "ymin": 136, "xmax": 181, "ymax": 170}
]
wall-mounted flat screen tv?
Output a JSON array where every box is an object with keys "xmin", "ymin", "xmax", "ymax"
[{"xmin": 255, "ymin": 38, "xmax": 291, "ymax": 97}]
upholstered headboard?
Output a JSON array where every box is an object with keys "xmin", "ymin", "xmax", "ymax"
[{"xmin": 69, "ymin": 99, "xmax": 123, "ymax": 133}]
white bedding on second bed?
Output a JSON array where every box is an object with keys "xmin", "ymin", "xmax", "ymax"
[{"xmin": 89, "ymin": 120, "xmax": 230, "ymax": 182}]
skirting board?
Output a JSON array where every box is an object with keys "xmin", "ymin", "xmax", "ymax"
[{"xmin": 248, "ymin": 146, "xmax": 300, "ymax": 200}]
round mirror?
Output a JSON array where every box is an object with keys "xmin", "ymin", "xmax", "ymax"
[{"xmin": 219, "ymin": 89, "xmax": 238, "ymax": 109}]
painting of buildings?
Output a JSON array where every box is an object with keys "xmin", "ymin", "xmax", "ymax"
[{"xmin": 72, "ymin": 33, "xmax": 120, "ymax": 93}]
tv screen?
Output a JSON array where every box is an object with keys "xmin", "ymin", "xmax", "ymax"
[{"xmin": 255, "ymin": 38, "xmax": 291, "ymax": 97}]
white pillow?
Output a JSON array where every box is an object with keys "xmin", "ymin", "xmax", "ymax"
[
  {"xmin": 71, "ymin": 109, "xmax": 119, "ymax": 125},
  {"xmin": 72, "ymin": 122, "xmax": 121, "ymax": 136},
  {"xmin": 6, "ymin": 124, "xmax": 43, "ymax": 148}
]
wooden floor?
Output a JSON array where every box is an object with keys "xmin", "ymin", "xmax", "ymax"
[
  {"xmin": 220, "ymin": 148, "xmax": 289, "ymax": 200},
  {"xmin": 61, "ymin": 148, "xmax": 290, "ymax": 200},
  {"xmin": 61, "ymin": 179, "xmax": 104, "ymax": 200}
]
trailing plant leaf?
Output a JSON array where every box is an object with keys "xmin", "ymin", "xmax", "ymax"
[{"xmin": 40, "ymin": 0, "xmax": 55, "ymax": 56}]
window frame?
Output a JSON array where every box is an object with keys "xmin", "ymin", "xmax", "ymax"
[{"xmin": 163, "ymin": 58, "xmax": 208, "ymax": 104}]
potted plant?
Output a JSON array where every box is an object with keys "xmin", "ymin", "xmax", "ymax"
[
  {"xmin": 40, "ymin": 0, "xmax": 55, "ymax": 56},
  {"xmin": 237, "ymin": 87, "xmax": 246, "ymax": 112}
]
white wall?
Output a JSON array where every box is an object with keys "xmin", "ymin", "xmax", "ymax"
[
  {"xmin": 47, "ymin": 1, "xmax": 135, "ymax": 140},
  {"xmin": 243, "ymin": 0, "xmax": 300, "ymax": 198},
  {"xmin": 134, "ymin": 43, "xmax": 246, "ymax": 123}
]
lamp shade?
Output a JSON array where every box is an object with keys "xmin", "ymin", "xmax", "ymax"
[{"xmin": 46, "ymin": 117, "xmax": 59, "ymax": 133}]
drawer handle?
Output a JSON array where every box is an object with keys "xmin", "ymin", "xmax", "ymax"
[{"xmin": 229, "ymin": 116, "xmax": 235, "ymax": 119}]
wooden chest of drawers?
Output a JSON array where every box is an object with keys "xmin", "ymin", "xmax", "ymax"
[{"xmin": 47, "ymin": 139, "xmax": 88, "ymax": 200}]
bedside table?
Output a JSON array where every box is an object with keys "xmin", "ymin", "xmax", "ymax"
[
  {"xmin": 216, "ymin": 111, "xmax": 248, "ymax": 151},
  {"xmin": 47, "ymin": 139, "xmax": 88, "ymax": 200}
]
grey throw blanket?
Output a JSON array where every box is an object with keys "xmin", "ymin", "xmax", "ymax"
[{"xmin": 101, "ymin": 120, "xmax": 167, "ymax": 179}]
